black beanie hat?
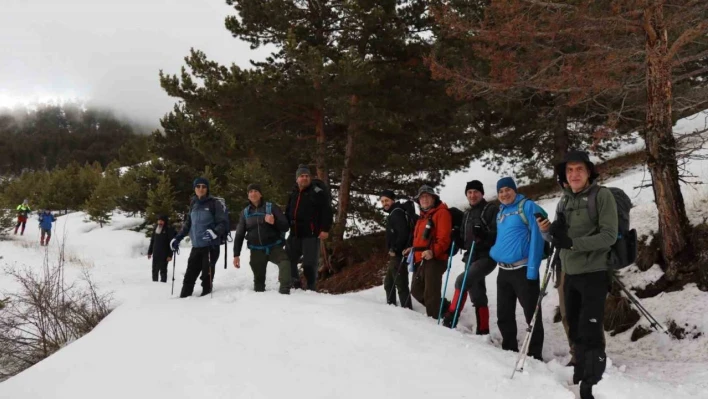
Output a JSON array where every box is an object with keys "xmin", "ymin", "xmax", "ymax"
[
  {"xmin": 379, "ymin": 189, "xmax": 396, "ymax": 201},
  {"xmin": 464, "ymin": 180, "xmax": 484, "ymax": 195},
  {"xmin": 247, "ymin": 183, "xmax": 262, "ymax": 194}
]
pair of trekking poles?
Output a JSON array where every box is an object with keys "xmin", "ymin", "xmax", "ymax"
[
  {"xmin": 508, "ymin": 247, "xmax": 669, "ymax": 379},
  {"xmin": 388, "ymin": 239, "xmax": 476, "ymax": 327}
]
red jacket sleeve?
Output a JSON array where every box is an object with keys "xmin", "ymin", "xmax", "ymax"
[{"xmin": 431, "ymin": 208, "xmax": 452, "ymax": 260}]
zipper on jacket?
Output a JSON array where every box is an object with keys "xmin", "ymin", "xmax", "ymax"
[{"xmin": 293, "ymin": 191, "xmax": 303, "ymax": 235}]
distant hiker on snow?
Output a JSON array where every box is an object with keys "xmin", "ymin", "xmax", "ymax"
[
  {"xmin": 38, "ymin": 209, "xmax": 56, "ymax": 246},
  {"xmin": 171, "ymin": 178, "xmax": 228, "ymax": 297},
  {"xmin": 441, "ymin": 180, "xmax": 498, "ymax": 335},
  {"xmin": 148, "ymin": 215, "xmax": 175, "ymax": 283},
  {"xmin": 490, "ymin": 177, "xmax": 546, "ymax": 361},
  {"xmin": 405, "ymin": 185, "xmax": 452, "ymax": 318},
  {"xmin": 538, "ymin": 151, "xmax": 617, "ymax": 399},
  {"xmin": 380, "ymin": 189, "xmax": 412, "ymax": 308},
  {"xmin": 233, "ymin": 184, "xmax": 292, "ymax": 294},
  {"xmin": 285, "ymin": 164, "xmax": 333, "ymax": 290},
  {"xmin": 15, "ymin": 199, "xmax": 31, "ymax": 235}
]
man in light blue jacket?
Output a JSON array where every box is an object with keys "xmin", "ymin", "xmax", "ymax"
[
  {"xmin": 490, "ymin": 177, "xmax": 547, "ymax": 361},
  {"xmin": 171, "ymin": 177, "xmax": 228, "ymax": 298}
]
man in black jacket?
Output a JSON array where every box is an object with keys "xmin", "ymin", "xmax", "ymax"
[
  {"xmin": 285, "ymin": 165, "xmax": 334, "ymax": 290},
  {"xmin": 147, "ymin": 215, "xmax": 175, "ymax": 283},
  {"xmin": 233, "ymin": 184, "xmax": 292, "ymax": 294},
  {"xmin": 442, "ymin": 180, "xmax": 498, "ymax": 334},
  {"xmin": 380, "ymin": 190, "xmax": 411, "ymax": 308}
]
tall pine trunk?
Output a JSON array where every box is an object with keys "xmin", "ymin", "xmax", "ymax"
[
  {"xmin": 332, "ymin": 94, "xmax": 359, "ymax": 243},
  {"xmin": 313, "ymin": 77, "xmax": 329, "ymax": 185},
  {"xmin": 644, "ymin": 5, "xmax": 691, "ymax": 280}
]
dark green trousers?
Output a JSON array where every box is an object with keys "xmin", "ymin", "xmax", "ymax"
[{"xmin": 250, "ymin": 245, "xmax": 292, "ymax": 293}]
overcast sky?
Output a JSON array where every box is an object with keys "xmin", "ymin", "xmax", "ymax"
[{"xmin": 1, "ymin": 0, "xmax": 268, "ymax": 127}]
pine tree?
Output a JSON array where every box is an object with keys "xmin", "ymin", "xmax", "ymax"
[
  {"xmin": 84, "ymin": 163, "xmax": 121, "ymax": 228},
  {"xmin": 0, "ymin": 208, "xmax": 13, "ymax": 237},
  {"xmin": 145, "ymin": 175, "xmax": 179, "ymax": 227}
]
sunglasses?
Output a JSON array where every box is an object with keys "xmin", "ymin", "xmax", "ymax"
[{"xmin": 195, "ymin": 184, "xmax": 208, "ymax": 189}]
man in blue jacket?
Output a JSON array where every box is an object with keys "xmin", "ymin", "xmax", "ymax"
[
  {"xmin": 171, "ymin": 178, "xmax": 228, "ymax": 298},
  {"xmin": 490, "ymin": 177, "xmax": 547, "ymax": 361},
  {"xmin": 38, "ymin": 209, "xmax": 56, "ymax": 246}
]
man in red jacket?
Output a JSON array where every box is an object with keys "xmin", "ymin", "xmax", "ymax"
[{"xmin": 405, "ymin": 185, "xmax": 452, "ymax": 318}]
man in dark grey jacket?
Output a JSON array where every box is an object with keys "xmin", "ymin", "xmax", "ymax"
[
  {"xmin": 233, "ymin": 184, "xmax": 292, "ymax": 294},
  {"xmin": 380, "ymin": 190, "xmax": 411, "ymax": 308},
  {"xmin": 171, "ymin": 177, "xmax": 228, "ymax": 298}
]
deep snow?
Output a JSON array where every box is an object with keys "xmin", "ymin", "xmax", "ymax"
[{"xmin": 1, "ymin": 114, "xmax": 708, "ymax": 398}]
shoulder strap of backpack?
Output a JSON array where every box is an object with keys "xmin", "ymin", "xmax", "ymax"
[
  {"xmin": 480, "ymin": 203, "xmax": 491, "ymax": 229},
  {"xmin": 243, "ymin": 206, "xmax": 250, "ymax": 219},
  {"xmin": 586, "ymin": 185, "xmax": 602, "ymax": 223},
  {"xmin": 517, "ymin": 198, "xmax": 529, "ymax": 226},
  {"xmin": 266, "ymin": 202, "xmax": 272, "ymax": 215}
]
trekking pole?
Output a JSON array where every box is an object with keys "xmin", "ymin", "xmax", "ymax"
[
  {"xmin": 437, "ymin": 241, "xmax": 456, "ymax": 324},
  {"xmin": 171, "ymin": 248, "xmax": 179, "ymax": 296},
  {"xmin": 208, "ymin": 250, "xmax": 213, "ymax": 298},
  {"xmin": 612, "ymin": 275, "xmax": 669, "ymax": 334},
  {"xmin": 451, "ymin": 242, "xmax": 476, "ymax": 328},
  {"xmin": 511, "ymin": 247, "xmax": 558, "ymax": 379}
]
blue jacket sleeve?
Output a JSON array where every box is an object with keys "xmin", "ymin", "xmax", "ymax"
[{"xmin": 525, "ymin": 200, "xmax": 545, "ymax": 280}]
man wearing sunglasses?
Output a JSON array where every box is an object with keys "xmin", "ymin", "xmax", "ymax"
[{"xmin": 171, "ymin": 177, "xmax": 228, "ymax": 297}]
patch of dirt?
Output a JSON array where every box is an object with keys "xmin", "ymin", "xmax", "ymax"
[
  {"xmin": 604, "ymin": 294, "xmax": 641, "ymax": 336},
  {"xmin": 317, "ymin": 252, "xmax": 389, "ymax": 294},
  {"xmin": 630, "ymin": 325, "xmax": 652, "ymax": 342}
]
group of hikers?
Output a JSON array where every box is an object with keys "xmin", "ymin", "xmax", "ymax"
[
  {"xmin": 147, "ymin": 164, "xmax": 333, "ymax": 297},
  {"xmin": 378, "ymin": 150, "xmax": 623, "ymax": 399},
  {"xmin": 12, "ymin": 199, "xmax": 56, "ymax": 246},
  {"xmin": 145, "ymin": 151, "xmax": 626, "ymax": 399}
]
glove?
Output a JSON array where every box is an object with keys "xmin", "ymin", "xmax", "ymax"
[
  {"xmin": 549, "ymin": 217, "xmax": 566, "ymax": 237},
  {"xmin": 552, "ymin": 229, "xmax": 573, "ymax": 250},
  {"xmin": 170, "ymin": 238, "xmax": 181, "ymax": 251},
  {"xmin": 203, "ymin": 229, "xmax": 218, "ymax": 242}
]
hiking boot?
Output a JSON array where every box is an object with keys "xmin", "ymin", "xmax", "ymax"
[
  {"xmin": 179, "ymin": 285, "xmax": 194, "ymax": 298},
  {"xmin": 579, "ymin": 382, "xmax": 594, "ymax": 399},
  {"xmin": 279, "ymin": 287, "xmax": 291, "ymax": 295},
  {"xmin": 442, "ymin": 312, "xmax": 457, "ymax": 329},
  {"xmin": 200, "ymin": 288, "xmax": 212, "ymax": 297},
  {"xmin": 292, "ymin": 279, "xmax": 302, "ymax": 290}
]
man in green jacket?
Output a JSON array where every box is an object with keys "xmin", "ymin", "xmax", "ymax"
[{"xmin": 537, "ymin": 150, "xmax": 617, "ymax": 399}]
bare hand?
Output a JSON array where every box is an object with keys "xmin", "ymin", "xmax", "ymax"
[
  {"xmin": 167, "ymin": 256, "xmax": 172, "ymax": 262},
  {"xmin": 537, "ymin": 217, "xmax": 551, "ymax": 233},
  {"xmin": 403, "ymin": 247, "xmax": 412, "ymax": 256},
  {"xmin": 422, "ymin": 250, "xmax": 433, "ymax": 260},
  {"xmin": 147, "ymin": 254, "xmax": 152, "ymax": 260},
  {"xmin": 388, "ymin": 251, "xmax": 396, "ymax": 257},
  {"xmin": 318, "ymin": 231, "xmax": 329, "ymax": 240},
  {"xmin": 264, "ymin": 214, "xmax": 275, "ymax": 225},
  {"xmin": 233, "ymin": 257, "xmax": 241, "ymax": 269}
]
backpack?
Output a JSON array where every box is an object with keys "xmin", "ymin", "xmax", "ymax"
[
  {"xmin": 506, "ymin": 198, "xmax": 552, "ymax": 259},
  {"xmin": 558, "ymin": 186, "xmax": 637, "ymax": 269},
  {"xmin": 394, "ymin": 200, "xmax": 419, "ymax": 247},
  {"xmin": 448, "ymin": 207, "xmax": 466, "ymax": 256},
  {"xmin": 243, "ymin": 202, "xmax": 286, "ymax": 241},
  {"xmin": 311, "ymin": 178, "xmax": 331, "ymax": 205}
]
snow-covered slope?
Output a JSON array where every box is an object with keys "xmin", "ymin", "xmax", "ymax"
[{"xmin": 1, "ymin": 113, "xmax": 708, "ymax": 398}]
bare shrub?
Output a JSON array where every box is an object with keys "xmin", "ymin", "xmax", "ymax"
[{"xmin": 0, "ymin": 238, "xmax": 112, "ymax": 381}]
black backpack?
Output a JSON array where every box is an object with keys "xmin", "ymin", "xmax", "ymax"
[
  {"xmin": 398, "ymin": 200, "xmax": 420, "ymax": 246},
  {"xmin": 558, "ymin": 186, "xmax": 637, "ymax": 269},
  {"xmin": 448, "ymin": 207, "xmax": 466, "ymax": 256},
  {"xmin": 311, "ymin": 178, "xmax": 331, "ymax": 205}
]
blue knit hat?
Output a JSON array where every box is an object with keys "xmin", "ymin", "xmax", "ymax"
[
  {"xmin": 193, "ymin": 177, "xmax": 210, "ymax": 190},
  {"xmin": 496, "ymin": 177, "xmax": 517, "ymax": 193}
]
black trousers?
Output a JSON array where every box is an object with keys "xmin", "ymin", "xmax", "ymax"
[
  {"xmin": 383, "ymin": 255, "xmax": 410, "ymax": 307},
  {"xmin": 287, "ymin": 235, "xmax": 320, "ymax": 290},
  {"xmin": 181, "ymin": 246, "xmax": 217, "ymax": 297},
  {"xmin": 152, "ymin": 260, "xmax": 168, "ymax": 282},
  {"xmin": 496, "ymin": 267, "xmax": 544, "ymax": 360},
  {"xmin": 565, "ymin": 271, "xmax": 609, "ymax": 386},
  {"xmin": 454, "ymin": 257, "xmax": 497, "ymax": 307}
]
